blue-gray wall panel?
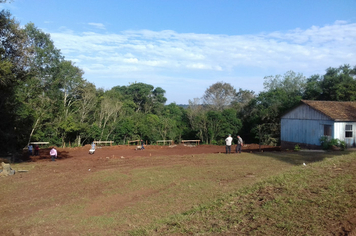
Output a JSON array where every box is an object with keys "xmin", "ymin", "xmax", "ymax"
[
  {"xmin": 282, "ymin": 104, "xmax": 331, "ymax": 120},
  {"xmin": 281, "ymin": 119, "xmax": 334, "ymax": 145}
]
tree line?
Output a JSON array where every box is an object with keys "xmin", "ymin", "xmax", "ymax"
[{"xmin": 1, "ymin": 6, "xmax": 356, "ymax": 155}]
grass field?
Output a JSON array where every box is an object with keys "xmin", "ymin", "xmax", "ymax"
[{"xmin": 1, "ymin": 150, "xmax": 356, "ymax": 235}]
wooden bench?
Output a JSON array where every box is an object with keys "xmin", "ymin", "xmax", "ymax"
[
  {"xmin": 156, "ymin": 140, "xmax": 173, "ymax": 145},
  {"xmin": 93, "ymin": 141, "xmax": 114, "ymax": 146},
  {"xmin": 29, "ymin": 142, "xmax": 49, "ymax": 145},
  {"xmin": 181, "ymin": 140, "xmax": 200, "ymax": 146},
  {"xmin": 24, "ymin": 142, "xmax": 50, "ymax": 150},
  {"xmin": 128, "ymin": 140, "xmax": 141, "ymax": 146}
]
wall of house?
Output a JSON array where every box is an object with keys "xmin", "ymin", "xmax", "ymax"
[
  {"xmin": 281, "ymin": 104, "xmax": 334, "ymax": 149},
  {"xmin": 281, "ymin": 103, "xmax": 356, "ymax": 148},
  {"xmin": 281, "ymin": 118, "xmax": 334, "ymax": 147},
  {"xmin": 282, "ymin": 104, "xmax": 331, "ymax": 120},
  {"xmin": 334, "ymin": 122, "xmax": 356, "ymax": 147}
]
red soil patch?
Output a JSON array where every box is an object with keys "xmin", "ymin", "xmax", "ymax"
[{"xmin": 25, "ymin": 143, "xmax": 280, "ymax": 162}]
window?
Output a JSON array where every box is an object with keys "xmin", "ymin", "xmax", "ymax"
[
  {"xmin": 324, "ymin": 125, "xmax": 332, "ymax": 136},
  {"xmin": 346, "ymin": 124, "xmax": 353, "ymax": 138}
]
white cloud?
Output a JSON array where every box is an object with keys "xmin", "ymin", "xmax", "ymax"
[
  {"xmin": 123, "ymin": 58, "xmax": 138, "ymax": 63},
  {"xmin": 48, "ymin": 21, "xmax": 356, "ymax": 103},
  {"xmin": 88, "ymin": 22, "xmax": 106, "ymax": 30}
]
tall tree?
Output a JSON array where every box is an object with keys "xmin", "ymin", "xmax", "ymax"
[
  {"xmin": 112, "ymin": 82, "xmax": 167, "ymax": 113},
  {"xmin": 206, "ymin": 110, "xmax": 223, "ymax": 144},
  {"xmin": 231, "ymin": 88, "xmax": 255, "ymax": 113},
  {"xmin": 55, "ymin": 60, "xmax": 84, "ymax": 117},
  {"xmin": 96, "ymin": 92, "xmax": 122, "ymax": 141},
  {"xmin": 162, "ymin": 103, "xmax": 189, "ymax": 142},
  {"xmin": 187, "ymin": 98, "xmax": 208, "ymax": 143},
  {"xmin": 320, "ymin": 65, "xmax": 356, "ymax": 101},
  {"xmin": 18, "ymin": 23, "xmax": 64, "ymax": 144},
  {"xmin": 202, "ymin": 81, "xmax": 236, "ymax": 111},
  {"xmin": 303, "ymin": 65, "xmax": 356, "ymax": 101},
  {"xmin": 303, "ymin": 74, "xmax": 323, "ymax": 100},
  {"xmin": 242, "ymin": 71, "xmax": 305, "ymax": 145},
  {"xmin": 0, "ymin": 10, "xmax": 29, "ymax": 153},
  {"xmin": 74, "ymin": 81, "xmax": 97, "ymax": 146}
]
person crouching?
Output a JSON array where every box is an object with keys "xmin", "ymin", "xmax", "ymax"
[{"xmin": 50, "ymin": 147, "xmax": 57, "ymax": 161}]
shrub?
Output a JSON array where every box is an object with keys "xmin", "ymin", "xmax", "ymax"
[
  {"xmin": 294, "ymin": 144, "xmax": 301, "ymax": 151},
  {"xmin": 339, "ymin": 140, "xmax": 346, "ymax": 150},
  {"xmin": 319, "ymin": 136, "xmax": 346, "ymax": 151},
  {"xmin": 211, "ymin": 140, "xmax": 218, "ymax": 145}
]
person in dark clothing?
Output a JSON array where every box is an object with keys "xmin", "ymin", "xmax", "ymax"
[
  {"xmin": 34, "ymin": 145, "xmax": 39, "ymax": 156},
  {"xmin": 141, "ymin": 139, "xmax": 145, "ymax": 150},
  {"xmin": 236, "ymin": 135, "xmax": 243, "ymax": 153}
]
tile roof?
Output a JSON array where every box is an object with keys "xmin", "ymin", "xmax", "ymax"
[{"xmin": 301, "ymin": 100, "xmax": 356, "ymax": 121}]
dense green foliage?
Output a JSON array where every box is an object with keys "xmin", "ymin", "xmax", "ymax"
[
  {"xmin": 319, "ymin": 136, "xmax": 346, "ymax": 151},
  {"xmin": 1, "ymin": 5, "xmax": 356, "ymax": 155}
]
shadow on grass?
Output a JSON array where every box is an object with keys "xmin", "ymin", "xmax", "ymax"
[{"xmin": 250, "ymin": 149, "xmax": 352, "ymax": 165}]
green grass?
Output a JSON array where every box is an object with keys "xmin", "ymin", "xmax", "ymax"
[
  {"xmin": 1, "ymin": 151, "xmax": 355, "ymax": 235},
  {"xmin": 132, "ymin": 152, "xmax": 356, "ymax": 235}
]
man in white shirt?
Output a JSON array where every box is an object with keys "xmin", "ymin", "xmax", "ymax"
[{"xmin": 225, "ymin": 134, "xmax": 233, "ymax": 154}]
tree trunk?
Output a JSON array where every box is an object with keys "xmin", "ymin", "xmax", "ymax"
[
  {"xmin": 77, "ymin": 134, "xmax": 81, "ymax": 147},
  {"xmin": 28, "ymin": 117, "xmax": 40, "ymax": 145}
]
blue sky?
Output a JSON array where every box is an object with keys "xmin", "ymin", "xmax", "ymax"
[{"xmin": 2, "ymin": 0, "xmax": 356, "ymax": 104}]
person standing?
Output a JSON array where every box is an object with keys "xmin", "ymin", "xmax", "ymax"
[
  {"xmin": 28, "ymin": 144, "xmax": 33, "ymax": 156},
  {"xmin": 34, "ymin": 145, "xmax": 39, "ymax": 156},
  {"xmin": 225, "ymin": 134, "xmax": 233, "ymax": 154},
  {"xmin": 236, "ymin": 135, "xmax": 243, "ymax": 154},
  {"xmin": 50, "ymin": 147, "xmax": 57, "ymax": 161},
  {"xmin": 141, "ymin": 139, "xmax": 145, "ymax": 150}
]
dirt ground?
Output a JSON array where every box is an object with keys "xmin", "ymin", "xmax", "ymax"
[
  {"xmin": 1, "ymin": 144, "xmax": 356, "ymax": 235},
  {"xmin": 0, "ymin": 143, "xmax": 280, "ymax": 235},
  {"xmin": 25, "ymin": 143, "xmax": 280, "ymax": 163}
]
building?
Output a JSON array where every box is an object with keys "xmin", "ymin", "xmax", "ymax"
[{"xmin": 281, "ymin": 100, "xmax": 356, "ymax": 149}]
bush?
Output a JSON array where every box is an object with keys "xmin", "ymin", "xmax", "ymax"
[
  {"xmin": 210, "ymin": 140, "xmax": 218, "ymax": 145},
  {"xmin": 319, "ymin": 136, "xmax": 346, "ymax": 151},
  {"xmin": 339, "ymin": 140, "xmax": 346, "ymax": 150},
  {"xmin": 294, "ymin": 144, "xmax": 301, "ymax": 151}
]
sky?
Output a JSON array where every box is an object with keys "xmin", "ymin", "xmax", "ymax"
[{"xmin": 2, "ymin": 0, "xmax": 356, "ymax": 104}]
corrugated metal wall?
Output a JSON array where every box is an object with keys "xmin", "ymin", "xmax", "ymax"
[
  {"xmin": 281, "ymin": 119, "xmax": 334, "ymax": 146},
  {"xmin": 281, "ymin": 104, "xmax": 333, "ymax": 146},
  {"xmin": 282, "ymin": 104, "xmax": 331, "ymax": 120}
]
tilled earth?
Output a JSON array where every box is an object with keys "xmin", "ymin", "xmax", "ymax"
[{"xmin": 25, "ymin": 143, "xmax": 280, "ymax": 162}]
